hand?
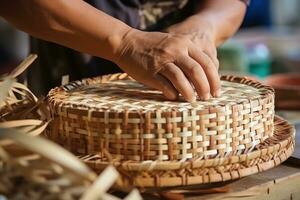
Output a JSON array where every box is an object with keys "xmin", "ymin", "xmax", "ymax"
[
  {"xmin": 114, "ymin": 28, "xmax": 221, "ymax": 102},
  {"xmin": 165, "ymin": 15, "xmax": 220, "ymax": 72}
]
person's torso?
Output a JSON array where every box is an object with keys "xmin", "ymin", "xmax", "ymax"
[{"xmin": 88, "ymin": 0, "xmax": 190, "ymax": 30}]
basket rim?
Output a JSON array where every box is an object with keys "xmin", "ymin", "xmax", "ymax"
[{"xmin": 47, "ymin": 73, "xmax": 274, "ymax": 114}]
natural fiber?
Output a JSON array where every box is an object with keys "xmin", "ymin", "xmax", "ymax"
[
  {"xmin": 47, "ymin": 73, "xmax": 275, "ymax": 161},
  {"xmin": 81, "ymin": 116, "xmax": 295, "ymax": 188},
  {"xmin": 0, "ymin": 54, "xmax": 49, "ymax": 136},
  {"xmin": 0, "ymin": 128, "xmax": 142, "ymax": 199},
  {"xmin": 0, "ymin": 55, "xmax": 142, "ymax": 199}
]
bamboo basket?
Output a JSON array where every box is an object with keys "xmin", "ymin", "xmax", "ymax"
[
  {"xmin": 47, "ymin": 73, "xmax": 275, "ymax": 162},
  {"xmin": 45, "ymin": 73, "xmax": 294, "ymax": 188},
  {"xmin": 80, "ymin": 116, "xmax": 295, "ymax": 187}
]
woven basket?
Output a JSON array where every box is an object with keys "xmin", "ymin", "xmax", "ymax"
[
  {"xmin": 79, "ymin": 116, "xmax": 295, "ymax": 187},
  {"xmin": 47, "ymin": 73, "xmax": 275, "ymax": 162}
]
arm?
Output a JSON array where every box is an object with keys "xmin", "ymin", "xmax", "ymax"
[
  {"xmin": 0, "ymin": 0, "xmax": 224, "ymax": 102},
  {"xmin": 166, "ymin": 0, "xmax": 247, "ymax": 68},
  {"xmin": 195, "ymin": 0, "xmax": 247, "ymax": 46},
  {"xmin": 167, "ymin": 0, "xmax": 246, "ymax": 46},
  {"xmin": 0, "ymin": 0, "xmax": 130, "ymax": 61}
]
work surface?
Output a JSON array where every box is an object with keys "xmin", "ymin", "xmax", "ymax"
[
  {"xmin": 142, "ymin": 161, "xmax": 300, "ymax": 200},
  {"xmin": 185, "ymin": 163, "xmax": 300, "ymax": 200}
]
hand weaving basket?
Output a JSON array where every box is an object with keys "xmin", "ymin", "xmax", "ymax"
[{"xmin": 46, "ymin": 73, "xmax": 295, "ymax": 187}]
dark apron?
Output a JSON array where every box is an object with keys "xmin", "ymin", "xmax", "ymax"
[{"xmin": 28, "ymin": 0, "xmax": 197, "ymax": 95}]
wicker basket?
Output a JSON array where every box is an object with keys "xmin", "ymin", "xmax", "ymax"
[
  {"xmin": 80, "ymin": 116, "xmax": 295, "ymax": 187},
  {"xmin": 47, "ymin": 73, "xmax": 275, "ymax": 162}
]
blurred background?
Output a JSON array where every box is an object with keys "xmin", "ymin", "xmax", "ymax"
[{"xmin": 0, "ymin": 0, "xmax": 300, "ymax": 110}]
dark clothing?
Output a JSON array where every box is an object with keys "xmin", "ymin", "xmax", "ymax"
[
  {"xmin": 88, "ymin": 0, "xmax": 140, "ymax": 29},
  {"xmin": 28, "ymin": 0, "xmax": 197, "ymax": 95}
]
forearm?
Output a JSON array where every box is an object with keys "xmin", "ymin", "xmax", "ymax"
[
  {"xmin": 0, "ymin": 0, "xmax": 131, "ymax": 61},
  {"xmin": 194, "ymin": 0, "xmax": 247, "ymax": 46}
]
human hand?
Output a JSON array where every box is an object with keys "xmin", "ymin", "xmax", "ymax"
[
  {"xmin": 165, "ymin": 15, "xmax": 220, "ymax": 72},
  {"xmin": 114, "ymin": 28, "xmax": 221, "ymax": 102}
]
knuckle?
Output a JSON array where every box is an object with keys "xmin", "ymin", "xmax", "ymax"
[
  {"xmin": 172, "ymin": 70, "xmax": 182, "ymax": 82},
  {"xmin": 162, "ymin": 46, "xmax": 182, "ymax": 58},
  {"xmin": 202, "ymin": 59, "xmax": 214, "ymax": 71},
  {"xmin": 164, "ymin": 65, "xmax": 179, "ymax": 80},
  {"xmin": 176, "ymin": 53, "xmax": 187, "ymax": 62},
  {"xmin": 190, "ymin": 65, "xmax": 199, "ymax": 75},
  {"xmin": 159, "ymin": 47, "xmax": 172, "ymax": 57}
]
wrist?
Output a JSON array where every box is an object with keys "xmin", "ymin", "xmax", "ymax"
[
  {"xmin": 106, "ymin": 24, "xmax": 133, "ymax": 62},
  {"xmin": 190, "ymin": 14, "xmax": 218, "ymax": 45},
  {"xmin": 111, "ymin": 28, "xmax": 143, "ymax": 65}
]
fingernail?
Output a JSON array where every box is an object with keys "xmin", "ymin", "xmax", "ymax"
[
  {"xmin": 202, "ymin": 93, "xmax": 210, "ymax": 101},
  {"xmin": 190, "ymin": 95, "xmax": 197, "ymax": 103},
  {"xmin": 213, "ymin": 89, "xmax": 221, "ymax": 97}
]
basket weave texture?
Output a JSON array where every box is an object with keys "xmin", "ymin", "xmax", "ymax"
[
  {"xmin": 81, "ymin": 116, "xmax": 295, "ymax": 187},
  {"xmin": 47, "ymin": 74, "xmax": 275, "ymax": 161}
]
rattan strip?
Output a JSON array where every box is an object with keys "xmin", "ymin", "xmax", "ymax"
[
  {"xmin": 79, "ymin": 116, "xmax": 294, "ymax": 187},
  {"xmin": 47, "ymin": 74, "xmax": 275, "ymax": 161}
]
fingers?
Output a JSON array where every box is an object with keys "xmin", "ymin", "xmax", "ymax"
[
  {"xmin": 151, "ymin": 47, "xmax": 220, "ymax": 101},
  {"xmin": 159, "ymin": 63, "xmax": 196, "ymax": 102},
  {"xmin": 189, "ymin": 47, "xmax": 221, "ymax": 97},
  {"xmin": 142, "ymin": 73, "xmax": 178, "ymax": 100},
  {"xmin": 175, "ymin": 57, "xmax": 211, "ymax": 100},
  {"xmin": 204, "ymin": 47, "xmax": 219, "ymax": 70}
]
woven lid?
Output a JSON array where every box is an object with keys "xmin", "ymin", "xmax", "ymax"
[
  {"xmin": 50, "ymin": 74, "xmax": 273, "ymax": 112},
  {"xmin": 47, "ymin": 74, "xmax": 274, "ymax": 161}
]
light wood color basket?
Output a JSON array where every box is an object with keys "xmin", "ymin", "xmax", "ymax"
[
  {"xmin": 48, "ymin": 73, "xmax": 275, "ymax": 163},
  {"xmin": 80, "ymin": 116, "xmax": 295, "ymax": 188}
]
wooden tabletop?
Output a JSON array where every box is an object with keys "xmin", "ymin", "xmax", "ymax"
[
  {"xmin": 185, "ymin": 163, "xmax": 300, "ymax": 200},
  {"xmin": 142, "ymin": 162, "xmax": 300, "ymax": 200}
]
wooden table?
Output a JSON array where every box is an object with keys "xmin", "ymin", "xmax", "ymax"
[
  {"xmin": 143, "ymin": 162, "xmax": 300, "ymax": 200},
  {"xmin": 185, "ymin": 163, "xmax": 300, "ymax": 200}
]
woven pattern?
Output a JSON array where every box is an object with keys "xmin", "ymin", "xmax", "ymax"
[
  {"xmin": 80, "ymin": 116, "xmax": 295, "ymax": 188},
  {"xmin": 47, "ymin": 74, "xmax": 274, "ymax": 161}
]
